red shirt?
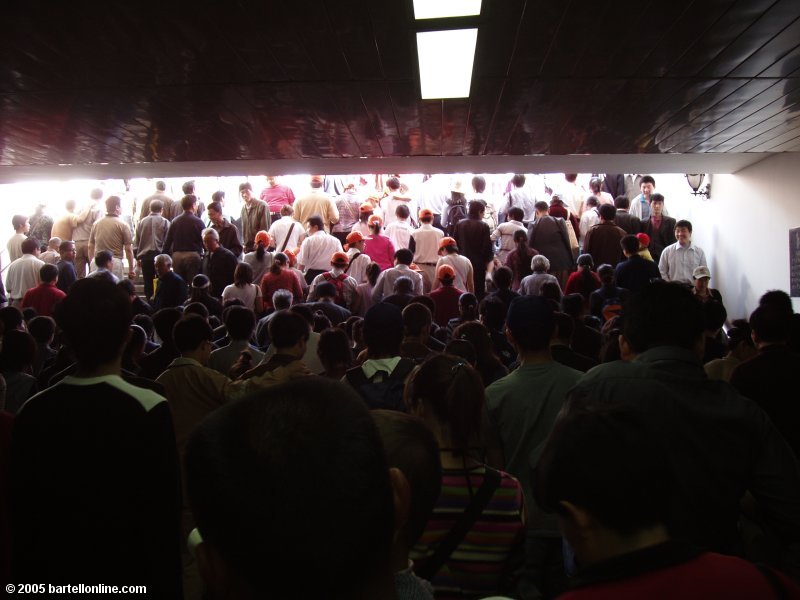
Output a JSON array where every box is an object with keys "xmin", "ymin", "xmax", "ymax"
[
  {"xmin": 260, "ymin": 184, "xmax": 296, "ymax": 213},
  {"xmin": 430, "ymin": 285, "xmax": 465, "ymax": 327},
  {"xmin": 260, "ymin": 269, "xmax": 303, "ymax": 309},
  {"xmin": 21, "ymin": 283, "xmax": 66, "ymax": 317},
  {"xmin": 363, "ymin": 234, "xmax": 396, "ymax": 271}
]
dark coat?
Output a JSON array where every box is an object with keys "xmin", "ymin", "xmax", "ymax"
[
  {"xmin": 615, "ymin": 254, "xmax": 661, "ymax": 294},
  {"xmin": 152, "ymin": 271, "xmax": 187, "ymax": 311},
  {"xmin": 614, "ymin": 210, "xmax": 642, "ymax": 235},
  {"xmin": 202, "ymin": 246, "xmax": 238, "ymax": 298},
  {"xmin": 643, "ymin": 216, "xmax": 677, "ymax": 263},
  {"xmin": 527, "ymin": 216, "xmax": 574, "ymax": 271},
  {"xmin": 584, "ymin": 222, "xmax": 626, "ymax": 267}
]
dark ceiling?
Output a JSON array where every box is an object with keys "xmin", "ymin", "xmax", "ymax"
[{"xmin": 2, "ymin": 0, "xmax": 800, "ymax": 168}]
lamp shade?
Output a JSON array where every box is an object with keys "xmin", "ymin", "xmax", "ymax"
[{"xmin": 686, "ymin": 174, "xmax": 705, "ymax": 192}]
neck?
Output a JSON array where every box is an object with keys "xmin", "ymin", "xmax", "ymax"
[
  {"xmin": 74, "ymin": 356, "xmax": 123, "ymax": 378},
  {"xmin": 181, "ymin": 350, "xmax": 206, "ymax": 364},
  {"xmin": 519, "ymin": 349, "xmax": 552, "ymax": 365},
  {"xmin": 580, "ymin": 524, "xmax": 670, "ymax": 567}
]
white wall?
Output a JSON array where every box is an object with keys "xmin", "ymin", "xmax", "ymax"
[{"xmin": 690, "ymin": 152, "xmax": 800, "ymax": 320}]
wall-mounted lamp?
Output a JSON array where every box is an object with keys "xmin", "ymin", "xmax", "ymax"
[{"xmin": 686, "ymin": 173, "xmax": 711, "ymax": 199}]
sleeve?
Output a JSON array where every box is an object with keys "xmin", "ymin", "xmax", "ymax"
[
  {"xmin": 291, "ymin": 271, "xmax": 303, "ymax": 300},
  {"xmin": 296, "ymin": 238, "xmax": 307, "ymax": 267},
  {"xmin": 658, "ymin": 248, "xmax": 670, "ymax": 280},
  {"xmin": 133, "ymin": 221, "xmax": 142, "ymax": 254},
  {"xmin": 88, "ymin": 222, "xmax": 97, "ymax": 245},
  {"xmin": 307, "ymin": 275, "xmax": 320, "ymax": 302},
  {"xmin": 163, "ymin": 223, "xmax": 174, "ymax": 255},
  {"xmin": 490, "ymin": 225, "xmax": 501, "ymax": 242},
  {"xmin": 328, "ymin": 198, "xmax": 340, "ymax": 225},
  {"xmin": 372, "ymin": 272, "xmax": 386, "ymax": 303},
  {"xmin": 287, "ymin": 187, "xmax": 296, "ymax": 204},
  {"xmin": 122, "ymin": 223, "xmax": 133, "ymax": 245},
  {"xmin": 482, "ymin": 225, "xmax": 494, "ymax": 262},
  {"xmin": 408, "ymin": 235, "xmax": 416, "ymax": 253}
]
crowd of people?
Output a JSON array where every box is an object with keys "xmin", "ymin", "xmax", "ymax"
[{"xmin": 1, "ymin": 172, "xmax": 800, "ymax": 599}]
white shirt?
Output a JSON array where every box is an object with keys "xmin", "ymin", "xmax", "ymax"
[
  {"xmin": 297, "ymin": 230, "xmax": 343, "ymax": 272},
  {"xmin": 579, "ymin": 208, "xmax": 601, "ymax": 241},
  {"xmin": 385, "ymin": 219, "xmax": 414, "ymax": 250},
  {"xmin": 491, "ymin": 220, "xmax": 526, "ymax": 263},
  {"xmin": 7, "ymin": 254, "xmax": 45, "ymax": 301},
  {"xmin": 372, "ymin": 264, "xmax": 424, "ymax": 302},
  {"xmin": 381, "ymin": 193, "xmax": 415, "ymax": 228},
  {"xmin": 268, "ymin": 216, "xmax": 304, "ymax": 252},
  {"xmin": 506, "ymin": 187, "xmax": 537, "ymax": 222},
  {"xmin": 221, "ymin": 283, "xmax": 262, "ymax": 312},
  {"xmin": 629, "ymin": 194, "xmax": 651, "ymax": 220},
  {"xmin": 6, "ymin": 233, "xmax": 27, "ymax": 263},
  {"xmin": 308, "ymin": 268, "xmax": 359, "ymax": 306},
  {"xmin": 432, "ymin": 254, "xmax": 474, "ymax": 293},
  {"xmin": 346, "ymin": 247, "xmax": 371, "ymax": 284},
  {"xmin": 416, "ymin": 177, "xmax": 448, "ymax": 214},
  {"xmin": 410, "ymin": 223, "xmax": 444, "ymax": 265},
  {"xmin": 658, "ymin": 241, "xmax": 707, "ymax": 285}
]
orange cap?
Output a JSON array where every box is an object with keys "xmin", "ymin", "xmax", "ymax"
[
  {"xmin": 284, "ymin": 248, "xmax": 297, "ymax": 266},
  {"xmin": 359, "ymin": 202, "xmax": 374, "ymax": 213},
  {"xmin": 255, "ymin": 230, "xmax": 270, "ymax": 247},
  {"xmin": 331, "ymin": 251, "xmax": 349, "ymax": 265},
  {"xmin": 437, "ymin": 264, "xmax": 456, "ymax": 280},
  {"xmin": 419, "ymin": 208, "xmax": 434, "ymax": 220},
  {"xmin": 439, "ymin": 236, "xmax": 457, "ymax": 250},
  {"xmin": 346, "ymin": 231, "xmax": 364, "ymax": 245},
  {"xmin": 368, "ymin": 215, "xmax": 383, "ymax": 227},
  {"xmin": 636, "ymin": 232, "xmax": 651, "ymax": 247}
]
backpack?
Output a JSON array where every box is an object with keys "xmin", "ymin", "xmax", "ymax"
[
  {"xmin": 447, "ymin": 204, "xmax": 467, "ymax": 236},
  {"xmin": 322, "ymin": 272, "xmax": 347, "ymax": 306},
  {"xmin": 345, "ymin": 358, "xmax": 418, "ymax": 412}
]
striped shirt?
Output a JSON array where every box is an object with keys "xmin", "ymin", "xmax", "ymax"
[{"xmin": 410, "ymin": 465, "xmax": 526, "ymax": 599}]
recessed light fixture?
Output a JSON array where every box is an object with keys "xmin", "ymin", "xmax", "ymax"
[
  {"xmin": 413, "ymin": 0, "xmax": 481, "ymax": 20},
  {"xmin": 416, "ymin": 28, "xmax": 478, "ymax": 99}
]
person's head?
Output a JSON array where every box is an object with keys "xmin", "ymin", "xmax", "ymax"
[
  {"xmin": 402, "ymin": 302, "xmax": 432, "ymax": 340},
  {"xmin": 133, "ymin": 313, "xmax": 154, "ymax": 340},
  {"xmin": 317, "ymin": 327, "xmax": 353, "ymax": 374},
  {"xmin": 146, "ymin": 198, "xmax": 163, "ymax": 215},
  {"xmin": 649, "ymin": 193, "xmax": 664, "ymax": 217},
  {"xmin": 534, "ymin": 406, "xmax": 672, "ymax": 567},
  {"xmin": 155, "ymin": 180, "xmax": 166, "ymax": 192},
  {"xmin": 395, "ymin": 204, "xmax": 410, "ymax": 221},
  {"xmin": 701, "ymin": 299, "xmax": 727, "ymax": 335},
  {"xmin": 238, "ymin": 181, "xmax": 253, "ymax": 203},
  {"xmin": 181, "ymin": 194, "xmax": 197, "ymax": 212},
  {"xmin": 224, "ymin": 306, "xmax": 257, "ymax": 342},
  {"xmin": 280, "ymin": 203, "xmax": 294, "ymax": 217},
  {"xmin": 53, "ymin": 278, "xmax": 131, "ymax": 371},
  {"xmin": 183, "ymin": 181, "xmax": 196, "ymax": 195},
  {"xmin": 479, "ymin": 295, "xmax": 507, "ymax": 331},
  {"xmin": 186, "ymin": 378, "xmax": 396, "ymax": 600},
  {"xmin": 59, "ymin": 240, "xmax": 76, "ymax": 262},
  {"xmin": 531, "ymin": 254, "xmax": 550, "ymax": 273},
  {"xmin": 173, "ymin": 315, "xmax": 213, "ymax": 362},
  {"xmin": 511, "ymin": 174, "xmax": 526, "ymax": 188},
  {"xmin": 561, "ymin": 293, "xmax": 584, "ymax": 319},
  {"xmin": 310, "ymin": 174, "xmax": 325, "ymax": 189},
  {"xmin": 202, "ymin": 228, "xmax": 220, "ymax": 252},
  {"xmin": 471, "ymin": 175, "xmax": 486, "ymax": 194},
  {"xmin": 640, "ymin": 175, "xmax": 655, "ymax": 197},
  {"xmin": 620, "ymin": 234, "xmax": 640, "ymax": 256},
  {"xmin": 512, "ymin": 229, "xmax": 528, "ymax": 252},
  {"xmin": 408, "ymin": 295, "xmax": 435, "ymax": 315},
  {"xmin": 492, "ymin": 266, "xmax": 513, "ymax": 291},
  {"xmin": 12, "ymin": 214, "xmax": 29, "ymax": 233},
  {"xmin": 184, "ymin": 302, "xmax": 210, "ymax": 321},
  {"xmin": 458, "ymin": 293, "xmax": 479, "ymax": 321},
  {"xmin": 674, "ymin": 220, "xmax": 692, "ymax": 246},
  {"xmin": 306, "ymin": 215, "xmax": 324, "ymax": 235},
  {"xmin": 0, "ymin": 329, "xmax": 36, "ymax": 372},
  {"xmin": 315, "ymin": 282, "xmax": 338, "ymax": 302},
  {"xmin": 418, "ymin": 209, "xmax": 434, "ymax": 224},
  {"xmin": 394, "ymin": 248, "xmax": 413, "ymax": 267},
  {"xmin": 597, "ymin": 264, "xmax": 615, "ymax": 286},
  {"xmin": 750, "ymin": 305, "xmax": 790, "ymax": 345},
  {"xmin": 372, "ymin": 410, "xmax": 441, "ymax": 556},
  {"xmin": 345, "ymin": 231, "xmax": 365, "ymax": 252},
  {"xmin": 207, "ymin": 201, "xmax": 225, "ymax": 226},
  {"xmin": 0, "ymin": 306, "xmax": 24, "ymax": 333},
  {"xmin": 254, "ymin": 230, "xmax": 270, "ymax": 252},
  {"xmin": 330, "ymin": 251, "xmax": 349, "ymax": 271},
  {"xmin": 759, "ymin": 290, "xmax": 794, "ymax": 316},
  {"xmin": 392, "ymin": 276, "xmax": 414, "ymax": 297},
  {"xmin": 46, "ymin": 237, "xmax": 61, "ymax": 252},
  {"xmin": 105, "ymin": 195, "xmax": 121, "ymax": 215},
  {"xmin": 386, "ymin": 177, "xmax": 401, "ymax": 191},
  {"xmin": 613, "ymin": 195, "xmax": 630, "ymax": 210},
  {"xmin": 622, "ymin": 281, "xmax": 704, "ymax": 356},
  {"xmin": 28, "ymin": 315, "xmax": 56, "ymax": 345},
  {"xmin": 505, "ymin": 295, "xmax": 556, "ymax": 355},
  {"xmin": 467, "ymin": 201, "xmax": 485, "ymax": 219},
  {"xmin": 269, "ymin": 310, "xmax": 310, "ymax": 355},
  {"xmin": 576, "ymin": 254, "xmax": 594, "ymax": 272},
  {"xmin": 692, "ymin": 266, "xmax": 711, "ymax": 292},
  {"xmin": 534, "ymin": 200, "xmax": 549, "ymax": 216},
  {"xmin": 39, "ymin": 263, "xmax": 58, "ymax": 285},
  {"xmin": 125, "ymin": 324, "xmax": 148, "ymax": 362},
  {"xmin": 270, "ymin": 252, "xmax": 289, "ymax": 275},
  {"xmin": 233, "ymin": 262, "xmax": 254, "ymax": 287},
  {"xmin": 553, "ymin": 311, "xmax": 574, "ymax": 342},
  {"xmin": 507, "ymin": 206, "xmax": 524, "ymax": 223},
  {"xmin": 152, "ymin": 307, "xmax": 182, "ymax": 347},
  {"xmin": 452, "ymin": 321, "xmax": 495, "ymax": 364},
  {"xmin": 117, "ymin": 278, "xmax": 137, "ymax": 301},
  {"xmin": 363, "ymin": 303, "xmax": 404, "ymax": 359},
  {"xmin": 90, "ymin": 188, "xmax": 104, "ymax": 202},
  {"xmin": 154, "ymin": 254, "xmax": 173, "ymax": 277},
  {"xmin": 21, "ymin": 238, "xmax": 39, "ymax": 256},
  {"xmin": 438, "ymin": 237, "xmax": 458, "ymax": 256},
  {"xmin": 21, "ymin": 307, "xmax": 37, "ymax": 324},
  {"xmin": 367, "ymin": 215, "xmax": 383, "ymax": 234},
  {"xmin": 635, "ymin": 232, "xmax": 650, "ymax": 251},
  {"xmin": 94, "ymin": 250, "xmax": 113, "ymax": 270},
  {"xmin": 598, "ymin": 203, "xmax": 616, "ymax": 222},
  {"xmin": 588, "ymin": 177, "xmax": 602, "ymax": 194},
  {"xmin": 726, "ymin": 320, "xmax": 756, "ymax": 359},
  {"xmin": 272, "ymin": 288, "xmax": 293, "ymax": 311},
  {"xmin": 405, "ymin": 354, "xmax": 484, "ymax": 454}
]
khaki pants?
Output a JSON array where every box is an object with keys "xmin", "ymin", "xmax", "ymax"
[{"xmin": 75, "ymin": 240, "xmax": 90, "ymax": 278}]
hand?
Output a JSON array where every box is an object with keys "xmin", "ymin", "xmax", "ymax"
[{"xmin": 128, "ymin": 270, "xmax": 136, "ymax": 280}]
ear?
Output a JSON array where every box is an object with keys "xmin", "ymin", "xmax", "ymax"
[
  {"xmin": 389, "ymin": 468, "xmax": 411, "ymax": 543},
  {"xmin": 559, "ymin": 500, "xmax": 594, "ymax": 533}
]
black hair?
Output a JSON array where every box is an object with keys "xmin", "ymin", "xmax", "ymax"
[
  {"xmin": 402, "ymin": 302, "xmax": 432, "ymax": 337},
  {"xmin": 105, "ymin": 195, "xmax": 121, "ymax": 213},
  {"xmin": 702, "ymin": 300, "xmax": 727, "ymax": 333},
  {"xmin": 534, "ymin": 200, "xmax": 549, "ymax": 212},
  {"xmin": 452, "ymin": 321, "xmax": 505, "ymax": 387},
  {"xmin": 59, "ymin": 240, "xmax": 75, "ymax": 253},
  {"xmin": 234, "ymin": 262, "xmax": 254, "ymax": 287},
  {"xmin": 149, "ymin": 199, "xmax": 164, "ymax": 213},
  {"xmin": 366, "ymin": 262, "xmax": 382, "ymax": 287},
  {"xmin": 133, "ymin": 313, "xmax": 154, "ymax": 338},
  {"xmin": 640, "ymin": 175, "xmax": 655, "ymax": 187},
  {"xmin": 181, "ymin": 194, "xmax": 197, "ymax": 211},
  {"xmin": 565, "ymin": 173, "xmax": 578, "ymax": 183},
  {"xmin": 650, "ymin": 193, "xmax": 665, "ymax": 205},
  {"xmin": 21, "ymin": 238, "xmax": 39, "ymax": 255},
  {"xmin": 511, "ymin": 174, "xmax": 526, "ymax": 188},
  {"xmin": 184, "ymin": 302, "xmax": 210, "ymax": 320},
  {"xmin": 394, "ymin": 248, "xmax": 413, "ymax": 266},
  {"xmin": 393, "ymin": 276, "xmax": 414, "ymax": 295},
  {"xmin": 479, "ymin": 295, "xmax": 507, "ymax": 331},
  {"xmin": 507, "ymin": 207, "xmax": 524, "ymax": 222},
  {"xmin": 363, "ymin": 303, "xmax": 404, "ymax": 358},
  {"xmin": 386, "ymin": 177, "xmax": 400, "ymax": 191},
  {"xmin": 238, "ymin": 182, "xmax": 252, "ymax": 193},
  {"xmin": 534, "ymin": 405, "xmax": 672, "ymax": 535},
  {"xmin": 1, "ymin": 329, "xmax": 36, "ymax": 372},
  {"xmin": 12, "ymin": 215, "xmax": 27, "ymax": 230},
  {"xmin": 472, "ymin": 175, "xmax": 486, "ymax": 193},
  {"xmin": 620, "ymin": 235, "xmax": 640, "ymax": 255},
  {"xmin": 492, "ymin": 266, "xmax": 513, "ymax": 290},
  {"xmin": 270, "ymin": 252, "xmax": 288, "ymax": 275},
  {"xmin": 317, "ymin": 327, "xmax": 353, "ymax": 371},
  {"xmin": 467, "ymin": 201, "xmax": 484, "ymax": 218},
  {"xmin": 585, "ymin": 195, "xmax": 599, "ymax": 208},
  {"xmin": 185, "ymin": 378, "xmax": 394, "ymax": 599},
  {"xmin": 0, "ymin": 306, "xmax": 24, "ymax": 332},
  {"xmin": 675, "ymin": 219, "xmax": 692, "ymax": 233},
  {"xmin": 207, "ymin": 201, "xmax": 223, "ymax": 215},
  {"xmin": 623, "ymin": 281, "xmax": 703, "ymax": 353},
  {"xmin": 749, "ymin": 305, "xmax": 789, "ymax": 343},
  {"xmin": 28, "ymin": 315, "xmax": 56, "ymax": 343},
  {"xmin": 94, "ymin": 250, "xmax": 113, "ymax": 268},
  {"xmin": 758, "ymin": 290, "xmax": 794, "ymax": 317},
  {"xmin": 152, "ymin": 308, "xmax": 183, "ymax": 347},
  {"xmin": 116, "ymin": 279, "xmax": 135, "ymax": 296},
  {"xmin": 395, "ymin": 204, "xmax": 410, "ymax": 220},
  {"xmin": 53, "ymin": 278, "xmax": 132, "ymax": 370},
  {"xmin": 183, "ymin": 181, "xmax": 196, "ymax": 194},
  {"xmin": 39, "ymin": 263, "xmax": 58, "ymax": 283},
  {"xmin": 613, "ymin": 195, "xmax": 630, "ymax": 209},
  {"xmin": 506, "ymin": 296, "xmax": 555, "ymax": 353},
  {"xmin": 173, "ymin": 315, "xmax": 212, "ymax": 353},
  {"xmin": 269, "ymin": 311, "xmax": 310, "ymax": 349},
  {"xmin": 307, "ymin": 215, "xmax": 324, "ymax": 230},
  {"xmin": 408, "ymin": 295, "xmax": 435, "ymax": 314},
  {"xmin": 598, "ymin": 204, "xmax": 616, "ymax": 221},
  {"xmin": 155, "ymin": 180, "xmax": 166, "ymax": 191},
  {"xmin": 316, "ymin": 282, "xmax": 337, "ymax": 299}
]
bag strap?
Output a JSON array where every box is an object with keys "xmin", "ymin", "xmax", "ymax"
[
  {"xmin": 344, "ymin": 252, "xmax": 360, "ymax": 273},
  {"xmin": 279, "ymin": 222, "xmax": 296, "ymax": 252},
  {"xmin": 415, "ymin": 466, "xmax": 502, "ymax": 581}
]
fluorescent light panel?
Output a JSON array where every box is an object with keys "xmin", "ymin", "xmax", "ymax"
[
  {"xmin": 413, "ymin": 0, "xmax": 481, "ymax": 19},
  {"xmin": 417, "ymin": 29, "xmax": 478, "ymax": 99}
]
